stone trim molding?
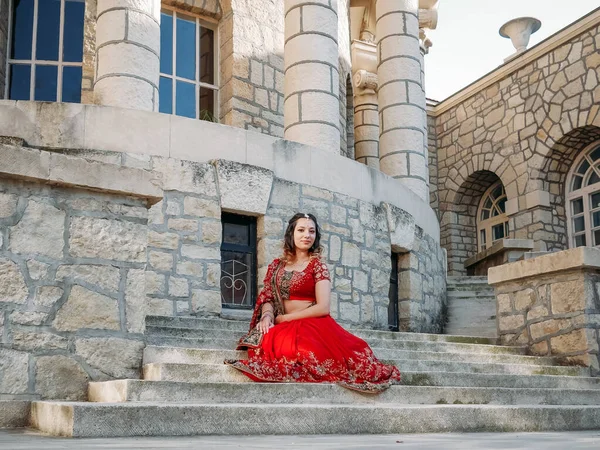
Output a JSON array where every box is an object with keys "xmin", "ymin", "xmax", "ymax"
[
  {"xmin": 488, "ymin": 246, "xmax": 600, "ymax": 285},
  {"xmin": 464, "ymin": 238, "xmax": 534, "ymax": 268},
  {"xmin": 429, "ymin": 7, "xmax": 600, "ymax": 115},
  {"xmin": 0, "ymin": 101, "xmax": 439, "ymax": 240},
  {"xmin": 0, "ymin": 142, "xmax": 162, "ymax": 203}
]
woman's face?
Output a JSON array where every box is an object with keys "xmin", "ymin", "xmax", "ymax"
[{"xmin": 293, "ymin": 218, "xmax": 316, "ymax": 252}]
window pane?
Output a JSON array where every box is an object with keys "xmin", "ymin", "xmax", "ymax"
[
  {"xmin": 36, "ymin": 0, "xmax": 61, "ymax": 61},
  {"xmin": 11, "ymin": 0, "xmax": 34, "ymax": 59},
  {"xmin": 573, "ymin": 216, "xmax": 585, "ymax": 233},
  {"xmin": 572, "ymin": 175, "xmax": 583, "ymax": 191},
  {"xmin": 62, "ymin": 66, "xmax": 82, "ymax": 103},
  {"xmin": 199, "ymin": 27, "xmax": 214, "ymax": 85},
  {"xmin": 593, "ymin": 211, "xmax": 600, "ymax": 229},
  {"xmin": 483, "ymin": 197, "xmax": 492, "ymax": 209},
  {"xmin": 588, "ymin": 171, "xmax": 600, "ymax": 187},
  {"xmin": 492, "ymin": 223, "xmax": 505, "ymax": 241},
  {"xmin": 481, "ymin": 209, "xmax": 490, "ymax": 220},
  {"xmin": 159, "ymin": 76, "xmax": 173, "ymax": 114},
  {"xmin": 9, "ymin": 64, "xmax": 31, "ymax": 100},
  {"xmin": 160, "ymin": 11, "xmax": 173, "ymax": 74},
  {"xmin": 590, "ymin": 147, "xmax": 600, "ymax": 162},
  {"xmin": 497, "ymin": 198, "xmax": 506, "ymax": 213},
  {"xmin": 221, "ymin": 252, "xmax": 252, "ymax": 307},
  {"xmin": 63, "ymin": 0, "xmax": 85, "ymax": 62},
  {"xmin": 34, "ymin": 65, "xmax": 58, "ymax": 101},
  {"xmin": 480, "ymin": 229, "xmax": 486, "ymax": 251},
  {"xmin": 491, "ymin": 184, "xmax": 503, "ymax": 200},
  {"xmin": 574, "ymin": 234, "xmax": 586, "ymax": 247},
  {"xmin": 594, "ymin": 229, "xmax": 600, "ymax": 246},
  {"xmin": 175, "ymin": 80, "xmax": 195, "ymax": 118},
  {"xmin": 572, "ymin": 198, "xmax": 584, "ymax": 215},
  {"xmin": 504, "ymin": 221, "xmax": 509, "ymax": 237},
  {"xmin": 176, "ymin": 14, "xmax": 196, "ymax": 80},
  {"xmin": 199, "ymin": 87, "xmax": 215, "ymax": 122},
  {"xmin": 223, "ymin": 222, "xmax": 249, "ymax": 246},
  {"xmin": 577, "ymin": 159, "xmax": 590, "ymax": 176},
  {"xmin": 591, "ymin": 192, "xmax": 600, "ymax": 210}
]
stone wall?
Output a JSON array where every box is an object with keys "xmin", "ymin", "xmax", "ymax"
[
  {"xmin": 433, "ymin": 22, "xmax": 600, "ymax": 274},
  {"xmin": 489, "ymin": 248, "xmax": 600, "ymax": 376},
  {"xmin": 427, "ymin": 112, "xmax": 438, "ymax": 217},
  {"xmin": 0, "ymin": 178, "xmax": 150, "ymax": 401},
  {"xmin": 0, "ymin": 0, "xmax": 8, "ymax": 99}
]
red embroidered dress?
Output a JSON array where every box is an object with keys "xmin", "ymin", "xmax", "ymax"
[{"xmin": 225, "ymin": 257, "xmax": 401, "ymax": 393}]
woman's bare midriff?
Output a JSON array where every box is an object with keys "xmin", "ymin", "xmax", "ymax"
[{"xmin": 283, "ymin": 300, "xmax": 313, "ymax": 314}]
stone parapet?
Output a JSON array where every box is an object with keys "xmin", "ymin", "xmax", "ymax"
[
  {"xmin": 465, "ymin": 239, "xmax": 534, "ymax": 276},
  {"xmin": 489, "ymin": 247, "xmax": 600, "ymax": 375}
]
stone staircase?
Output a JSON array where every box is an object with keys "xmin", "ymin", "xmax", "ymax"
[
  {"xmin": 445, "ymin": 276, "xmax": 497, "ymax": 338},
  {"xmin": 30, "ymin": 315, "xmax": 600, "ymax": 437}
]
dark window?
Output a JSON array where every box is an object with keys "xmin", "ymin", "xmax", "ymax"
[
  {"xmin": 220, "ymin": 214, "xmax": 257, "ymax": 309},
  {"xmin": 388, "ymin": 253, "xmax": 399, "ymax": 331}
]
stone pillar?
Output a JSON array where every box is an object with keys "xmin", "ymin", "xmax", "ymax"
[
  {"xmin": 284, "ymin": 0, "xmax": 340, "ymax": 152},
  {"xmin": 94, "ymin": 0, "xmax": 160, "ymax": 111},
  {"xmin": 376, "ymin": 0, "xmax": 428, "ymax": 202},
  {"xmin": 353, "ymin": 70, "xmax": 380, "ymax": 169}
]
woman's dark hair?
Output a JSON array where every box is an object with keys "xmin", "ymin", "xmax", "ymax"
[{"xmin": 282, "ymin": 213, "xmax": 322, "ymax": 260}]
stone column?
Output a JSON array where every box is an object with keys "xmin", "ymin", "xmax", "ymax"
[
  {"xmin": 376, "ymin": 0, "xmax": 428, "ymax": 201},
  {"xmin": 353, "ymin": 70, "xmax": 380, "ymax": 169},
  {"xmin": 94, "ymin": 0, "xmax": 160, "ymax": 111},
  {"xmin": 284, "ymin": 0, "xmax": 340, "ymax": 152}
]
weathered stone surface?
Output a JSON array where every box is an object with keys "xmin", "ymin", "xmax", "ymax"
[
  {"xmin": 10, "ymin": 311, "xmax": 49, "ymax": 326},
  {"xmin": 0, "ymin": 258, "xmax": 28, "ymax": 304},
  {"xmin": 550, "ymin": 329, "xmax": 589, "ymax": 354},
  {"xmin": 550, "ymin": 280, "xmax": 585, "ymax": 314},
  {"xmin": 206, "ymin": 263, "xmax": 220, "ymax": 288},
  {"xmin": 0, "ymin": 192, "xmax": 18, "ymax": 218},
  {"xmin": 201, "ymin": 221, "xmax": 222, "ymax": 245},
  {"xmin": 176, "ymin": 261, "xmax": 204, "ymax": 278},
  {"xmin": 35, "ymin": 355, "xmax": 89, "ymax": 400},
  {"xmin": 192, "ymin": 289, "xmax": 221, "ymax": 315},
  {"xmin": 329, "ymin": 235, "xmax": 341, "ymax": 261},
  {"xmin": 157, "ymin": 159, "xmax": 218, "ymax": 196},
  {"xmin": 215, "ymin": 161, "xmax": 274, "ymax": 215},
  {"xmin": 515, "ymin": 288, "xmax": 535, "ymax": 311},
  {"xmin": 56, "ymin": 264, "xmax": 121, "ymax": 292},
  {"xmin": 75, "ymin": 337, "xmax": 144, "ymax": 378},
  {"xmin": 169, "ymin": 277, "xmax": 190, "ymax": 297},
  {"xmin": 12, "ymin": 331, "xmax": 68, "ymax": 351},
  {"xmin": 125, "ymin": 269, "xmax": 147, "ymax": 333},
  {"xmin": 181, "ymin": 244, "xmax": 220, "ymax": 260},
  {"xmin": 148, "ymin": 250, "xmax": 174, "ymax": 271},
  {"xmin": 498, "ymin": 314, "xmax": 525, "ymax": 331},
  {"xmin": 0, "ymin": 348, "xmax": 29, "ymax": 394},
  {"xmin": 27, "ymin": 260, "xmax": 50, "ymax": 280},
  {"xmin": 183, "ymin": 196, "xmax": 220, "ymax": 218},
  {"xmin": 384, "ymin": 204, "xmax": 416, "ymax": 253},
  {"xmin": 339, "ymin": 301, "xmax": 360, "ymax": 322},
  {"xmin": 10, "ymin": 200, "xmax": 65, "ymax": 258},
  {"xmin": 341, "ymin": 242, "xmax": 360, "ymax": 267},
  {"xmin": 53, "ymin": 285, "xmax": 120, "ymax": 331},
  {"xmin": 530, "ymin": 318, "xmax": 561, "ymax": 341},
  {"xmin": 69, "ymin": 216, "xmax": 146, "ymax": 262},
  {"xmin": 168, "ymin": 218, "xmax": 198, "ymax": 232},
  {"xmin": 497, "ymin": 294, "xmax": 512, "ymax": 313},
  {"xmin": 147, "ymin": 298, "xmax": 174, "ymax": 316},
  {"xmin": 148, "ymin": 231, "xmax": 180, "ymax": 250}
]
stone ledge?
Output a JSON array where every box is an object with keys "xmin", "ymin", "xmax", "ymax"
[
  {"xmin": 0, "ymin": 143, "xmax": 162, "ymax": 203},
  {"xmin": 0, "ymin": 401, "xmax": 30, "ymax": 428},
  {"xmin": 488, "ymin": 247, "xmax": 600, "ymax": 285},
  {"xmin": 465, "ymin": 239, "xmax": 534, "ymax": 268}
]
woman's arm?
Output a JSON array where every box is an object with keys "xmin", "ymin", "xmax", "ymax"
[{"xmin": 276, "ymin": 279, "xmax": 331, "ymax": 323}]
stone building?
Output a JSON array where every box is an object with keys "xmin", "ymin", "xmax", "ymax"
[{"xmin": 0, "ymin": 0, "xmax": 599, "ymax": 425}]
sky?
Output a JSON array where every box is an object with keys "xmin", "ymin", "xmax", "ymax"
[{"xmin": 425, "ymin": 0, "xmax": 600, "ymax": 101}]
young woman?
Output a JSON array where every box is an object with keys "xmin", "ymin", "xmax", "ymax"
[{"xmin": 225, "ymin": 213, "xmax": 401, "ymax": 393}]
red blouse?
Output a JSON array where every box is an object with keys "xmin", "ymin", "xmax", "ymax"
[{"xmin": 258, "ymin": 257, "xmax": 331, "ymax": 305}]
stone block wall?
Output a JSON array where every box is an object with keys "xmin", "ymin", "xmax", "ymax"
[
  {"xmin": 427, "ymin": 112, "xmax": 438, "ymax": 217},
  {"xmin": 433, "ymin": 22, "xmax": 600, "ymax": 274},
  {"xmin": 0, "ymin": 0, "xmax": 9, "ymax": 99},
  {"xmin": 490, "ymin": 248, "xmax": 600, "ymax": 376},
  {"xmin": 0, "ymin": 178, "xmax": 149, "ymax": 401}
]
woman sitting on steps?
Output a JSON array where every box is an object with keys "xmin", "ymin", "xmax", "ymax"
[{"xmin": 225, "ymin": 212, "xmax": 401, "ymax": 393}]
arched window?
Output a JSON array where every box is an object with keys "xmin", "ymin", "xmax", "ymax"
[
  {"xmin": 477, "ymin": 181, "xmax": 509, "ymax": 252},
  {"xmin": 7, "ymin": 0, "xmax": 85, "ymax": 102},
  {"xmin": 159, "ymin": 7, "xmax": 218, "ymax": 121},
  {"xmin": 566, "ymin": 142, "xmax": 600, "ymax": 248}
]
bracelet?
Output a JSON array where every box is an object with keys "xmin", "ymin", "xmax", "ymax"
[{"xmin": 262, "ymin": 311, "xmax": 274, "ymax": 320}]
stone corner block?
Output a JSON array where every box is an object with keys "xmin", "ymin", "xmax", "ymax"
[
  {"xmin": 383, "ymin": 202, "xmax": 416, "ymax": 253},
  {"xmin": 213, "ymin": 159, "xmax": 274, "ymax": 216}
]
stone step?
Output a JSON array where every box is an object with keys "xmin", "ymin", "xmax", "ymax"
[
  {"xmin": 145, "ymin": 316, "xmax": 499, "ymax": 345},
  {"xmin": 444, "ymin": 328, "xmax": 497, "ymax": 339},
  {"xmin": 447, "ymin": 276, "xmax": 489, "ymax": 284},
  {"xmin": 89, "ymin": 379, "xmax": 600, "ymax": 406},
  {"xmin": 447, "ymin": 291, "xmax": 495, "ymax": 299},
  {"xmin": 143, "ymin": 346, "xmax": 556, "ymax": 367},
  {"xmin": 30, "ymin": 401, "xmax": 600, "ymax": 437},
  {"xmin": 143, "ymin": 359, "xmax": 588, "ymax": 385},
  {"xmin": 0, "ymin": 401, "xmax": 30, "ymax": 428},
  {"xmin": 145, "ymin": 334, "xmax": 526, "ymax": 355}
]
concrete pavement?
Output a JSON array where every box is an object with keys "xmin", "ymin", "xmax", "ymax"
[{"xmin": 1, "ymin": 429, "xmax": 600, "ymax": 449}]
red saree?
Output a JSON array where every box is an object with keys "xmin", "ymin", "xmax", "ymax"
[{"xmin": 225, "ymin": 258, "xmax": 401, "ymax": 393}]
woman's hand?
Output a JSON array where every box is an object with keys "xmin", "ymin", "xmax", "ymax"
[{"xmin": 257, "ymin": 315, "xmax": 274, "ymax": 334}]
